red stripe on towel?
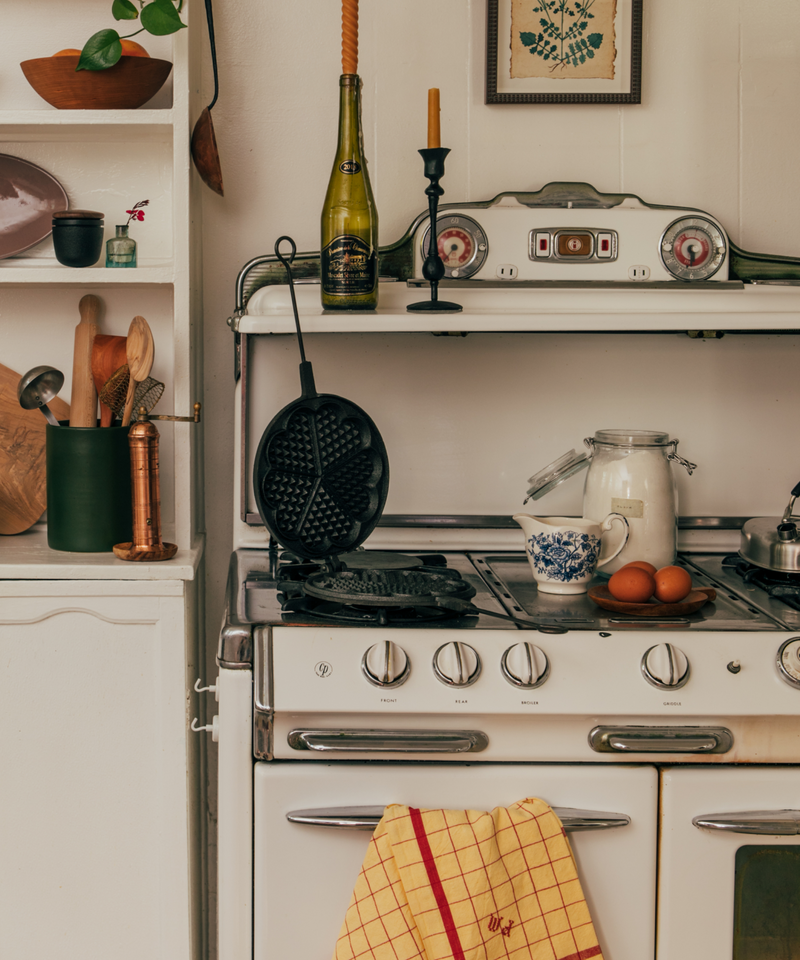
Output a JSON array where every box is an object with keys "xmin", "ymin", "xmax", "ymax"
[
  {"xmin": 561, "ymin": 946, "xmax": 603, "ymax": 960},
  {"xmin": 409, "ymin": 807, "xmax": 466, "ymax": 960}
]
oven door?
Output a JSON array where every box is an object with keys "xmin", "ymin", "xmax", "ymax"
[
  {"xmin": 659, "ymin": 766, "xmax": 800, "ymax": 960},
  {"xmin": 254, "ymin": 761, "xmax": 657, "ymax": 960}
]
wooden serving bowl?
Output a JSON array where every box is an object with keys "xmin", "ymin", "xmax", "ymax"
[{"xmin": 20, "ymin": 56, "xmax": 172, "ymax": 110}]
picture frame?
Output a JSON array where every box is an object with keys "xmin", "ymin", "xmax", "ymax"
[{"xmin": 485, "ymin": 0, "xmax": 642, "ymax": 104}]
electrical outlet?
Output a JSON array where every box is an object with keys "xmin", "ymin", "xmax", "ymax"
[
  {"xmin": 628, "ymin": 265, "xmax": 651, "ymax": 280},
  {"xmin": 496, "ymin": 264, "xmax": 518, "ymax": 279}
]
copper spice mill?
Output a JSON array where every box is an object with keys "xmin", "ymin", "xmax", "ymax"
[{"xmin": 113, "ymin": 402, "xmax": 201, "ymax": 562}]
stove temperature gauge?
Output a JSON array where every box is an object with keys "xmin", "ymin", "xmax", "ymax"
[
  {"xmin": 420, "ymin": 215, "xmax": 488, "ymax": 279},
  {"xmin": 659, "ymin": 216, "xmax": 727, "ymax": 281},
  {"xmin": 777, "ymin": 637, "xmax": 800, "ymax": 688}
]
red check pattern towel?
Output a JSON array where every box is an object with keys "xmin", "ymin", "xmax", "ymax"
[{"xmin": 334, "ymin": 798, "xmax": 603, "ymax": 960}]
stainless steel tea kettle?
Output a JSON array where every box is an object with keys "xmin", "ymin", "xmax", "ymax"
[{"xmin": 740, "ymin": 481, "xmax": 800, "ymax": 572}]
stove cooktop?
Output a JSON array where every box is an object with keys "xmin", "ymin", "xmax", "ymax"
[{"xmin": 224, "ymin": 548, "xmax": 798, "ymax": 635}]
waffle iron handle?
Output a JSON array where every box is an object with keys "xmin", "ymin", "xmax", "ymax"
[{"xmin": 286, "ymin": 805, "xmax": 631, "ymax": 833}]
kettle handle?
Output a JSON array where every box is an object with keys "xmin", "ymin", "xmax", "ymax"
[
  {"xmin": 781, "ymin": 481, "xmax": 800, "ymax": 522},
  {"xmin": 596, "ymin": 514, "xmax": 630, "ymax": 568}
]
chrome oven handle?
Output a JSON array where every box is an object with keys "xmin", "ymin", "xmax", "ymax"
[
  {"xmin": 589, "ymin": 725, "xmax": 733, "ymax": 754},
  {"xmin": 693, "ymin": 810, "xmax": 800, "ymax": 835},
  {"xmin": 287, "ymin": 729, "xmax": 489, "ymax": 753},
  {"xmin": 286, "ymin": 805, "xmax": 630, "ymax": 832}
]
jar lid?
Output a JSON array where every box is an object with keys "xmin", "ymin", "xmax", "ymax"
[
  {"xmin": 524, "ymin": 448, "xmax": 590, "ymax": 503},
  {"xmin": 52, "ymin": 209, "xmax": 104, "ymax": 220},
  {"xmin": 593, "ymin": 429, "xmax": 670, "ymax": 446}
]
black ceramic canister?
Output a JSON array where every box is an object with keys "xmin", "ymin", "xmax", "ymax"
[
  {"xmin": 46, "ymin": 421, "xmax": 132, "ymax": 552},
  {"xmin": 52, "ymin": 209, "xmax": 104, "ymax": 267}
]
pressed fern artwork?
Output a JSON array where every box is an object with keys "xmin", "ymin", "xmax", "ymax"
[{"xmin": 510, "ymin": 0, "xmax": 617, "ymax": 80}]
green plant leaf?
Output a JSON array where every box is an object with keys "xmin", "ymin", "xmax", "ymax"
[
  {"xmin": 140, "ymin": 0, "xmax": 186, "ymax": 36},
  {"xmin": 112, "ymin": 0, "xmax": 139, "ymax": 21},
  {"xmin": 587, "ymin": 32, "xmax": 603, "ymax": 49},
  {"xmin": 77, "ymin": 29, "xmax": 122, "ymax": 70}
]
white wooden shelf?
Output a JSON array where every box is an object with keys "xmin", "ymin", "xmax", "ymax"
[
  {"xmin": 0, "ymin": 525, "xmax": 202, "ymax": 580},
  {"xmin": 0, "ymin": 260, "xmax": 175, "ymax": 284},
  {"xmin": 236, "ymin": 281, "xmax": 800, "ymax": 334},
  {"xmin": 0, "ymin": 108, "xmax": 174, "ymax": 129}
]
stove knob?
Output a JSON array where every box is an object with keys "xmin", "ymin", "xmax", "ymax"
[
  {"xmin": 777, "ymin": 638, "xmax": 800, "ymax": 687},
  {"xmin": 501, "ymin": 642, "xmax": 550, "ymax": 688},
  {"xmin": 433, "ymin": 642, "xmax": 481, "ymax": 687},
  {"xmin": 362, "ymin": 641, "xmax": 410, "ymax": 688},
  {"xmin": 641, "ymin": 643, "xmax": 690, "ymax": 689}
]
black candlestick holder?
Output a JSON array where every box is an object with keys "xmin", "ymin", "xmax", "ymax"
[{"xmin": 407, "ymin": 147, "xmax": 462, "ymax": 313}]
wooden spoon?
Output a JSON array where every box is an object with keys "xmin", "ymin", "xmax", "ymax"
[
  {"xmin": 190, "ymin": 0, "xmax": 224, "ymax": 195},
  {"xmin": 121, "ymin": 316, "xmax": 154, "ymax": 427},
  {"xmin": 91, "ymin": 334, "xmax": 127, "ymax": 426}
]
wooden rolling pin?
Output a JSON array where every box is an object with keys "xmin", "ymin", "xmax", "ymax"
[{"xmin": 69, "ymin": 294, "xmax": 100, "ymax": 427}]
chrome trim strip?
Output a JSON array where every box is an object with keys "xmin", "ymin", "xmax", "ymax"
[
  {"xmin": 287, "ymin": 729, "xmax": 489, "ymax": 753},
  {"xmin": 253, "ymin": 626, "xmax": 273, "ymax": 760},
  {"xmin": 243, "ymin": 513, "xmax": 750, "ymax": 529},
  {"xmin": 693, "ymin": 810, "xmax": 800, "ymax": 835},
  {"xmin": 286, "ymin": 805, "xmax": 629, "ymax": 832},
  {"xmin": 589, "ymin": 725, "xmax": 733, "ymax": 754},
  {"xmin": 217, "ymin": 551, "xmax": 254, "ymax": 667}
]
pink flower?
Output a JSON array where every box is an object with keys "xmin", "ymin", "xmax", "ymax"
[{"xmin": 125, "ymin": 200, "xmax": 150, "ymax": 226}]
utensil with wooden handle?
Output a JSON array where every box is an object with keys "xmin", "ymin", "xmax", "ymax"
[
  {"xmin": 121, "ymin": 316, "xmax": 155, "ymax": 427},
  {"xmin": 91, "ymin": 334, "xmax": 128, "ymax": 426},
  {"xmin": 69, "ymin": 294, "xmax": 100, "ymax": 427}
]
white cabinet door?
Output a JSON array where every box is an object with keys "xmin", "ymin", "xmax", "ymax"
[
  {"xmin": 253, "ymin": 761, "xmax": 658, "ymax": 960},
  {"xmin": 659, "ymin": 765, "xmax": 800, "ymax": 960},
  {"xmin": 0, "ymin": 581, "xmax": 198, "ymax": 960}
]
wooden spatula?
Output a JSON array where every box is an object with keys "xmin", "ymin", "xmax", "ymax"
[{"xmin": 91, "ymin": 334, "xmax": 127, "ymax": 426}]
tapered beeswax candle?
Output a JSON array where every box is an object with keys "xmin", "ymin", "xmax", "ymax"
[{"xmin": 427, "ymin": 88, "xmax": 441, "ymax": 148}]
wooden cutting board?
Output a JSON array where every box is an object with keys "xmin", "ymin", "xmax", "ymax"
[{"xmin": 0, "ymin": 362, "xmax": 70, "ymax": 535}]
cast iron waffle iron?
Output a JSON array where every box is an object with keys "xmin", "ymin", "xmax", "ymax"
[{"xmin": 253, "ymin": 237, "xmax": 476, "ymax": 615}]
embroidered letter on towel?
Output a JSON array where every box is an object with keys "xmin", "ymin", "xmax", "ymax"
[{"xmin": 334, "ymin": 798, "xmax": 603, "ymax": 960}]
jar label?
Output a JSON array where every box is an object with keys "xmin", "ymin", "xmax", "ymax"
[
  {"xmin": 322, "ymin": 236, "xmax": 377, "ymax": 295},
  {"xmin": 339, "ymin": 160, "xmax": 361, "ymax": 174},
  {"xmin": 611, "ymin": 497, "xmax": 644, "ymax": 518}
]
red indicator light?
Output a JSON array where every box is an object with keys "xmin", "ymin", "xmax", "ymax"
[
  {"xmin": 539, "ymin": 238, "xmax": 547, "ymax": 250},
  {"xmin": 601, "ymin": 238, "xmax": 609, "ymax": 251}
]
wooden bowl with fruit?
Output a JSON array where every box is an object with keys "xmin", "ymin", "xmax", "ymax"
[
  {"xmin": 21, "ymin": 43, "xmax": 171, "ymax": 110},
  {"xmin": 588, "ymin": 561, "xmax": 716, "ymax": 617}
]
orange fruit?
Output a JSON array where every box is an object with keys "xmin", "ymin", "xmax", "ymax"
[
  {"xmin": 120, "ymin": 39, "xmax": 150, "ymax": 57},
  {"xmin": 608, "ymin": 566, "xmax": 656, "ymax": 604},
  {"xmin": 653, "ymin": 565, "xmax": 693, "ymax": 604},
  {"xmin": 53, "ymin": 49, "xmax": 82, "ymax": 57},
  {"xmin": 621, "ymin": 560, "xmax": 657, "ymax": 576}
]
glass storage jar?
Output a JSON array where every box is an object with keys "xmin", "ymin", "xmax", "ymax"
[{"xmin": 526, "ymin": 429, "xmax": 696, "ymax": 575}]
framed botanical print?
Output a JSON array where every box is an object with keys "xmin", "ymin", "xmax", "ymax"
[{"xmin": 486, "ymin": 0, "xmax": 642, "ymax": 104}]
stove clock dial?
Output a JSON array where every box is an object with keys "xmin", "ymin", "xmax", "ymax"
[
  {"xmin": 641, "ymin": 643, "xmax": 690, "ymax": 689},
  {"xmin": 501, "ymin": 642, "xmax": 550, "ymax": 688},
  {"xmin": 433, "ymin": 641, "xmax": 481, "ymax": 687},
  {"xmin": 421, "ymin": 215, "xmax": 488, "ymax": 280},
  {"xmin": 362, "ymin": 640, "xmax": 410, "ymax": 688},
  {"xmin": 777, "ymin": 638, "xmax": 800, "ymax": 688},
  {"xmin": 659, "ymin": 216, "xmax": 726, "ymax": 281}
]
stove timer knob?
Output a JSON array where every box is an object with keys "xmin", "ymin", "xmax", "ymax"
[
  {"xmin": 501, "ymin": 642, "xmax": 550, "ymax": 688},
  {"xmin": 777, "ymin": 638, "xmax": 800, "ymax": 688},
  {"xmin": 362, "ymin": 641, "xmax": 410, "ymax": 688},
  {"xmin": 433, "ymin": 642, "xmax": 481, "ymax": 687},
  {"xmin": 641, "ymin": 643, "xmax": 690, "ymax": 689}
]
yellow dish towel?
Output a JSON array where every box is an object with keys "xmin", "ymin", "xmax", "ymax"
[{"xmin": 334, "ymin": 798, "xmax": 603, "ymax": 960}]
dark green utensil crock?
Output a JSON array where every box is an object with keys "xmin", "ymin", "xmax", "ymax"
[{"xmin": 46, "ymin": 422, "xmax": 132, "ymax": 552}]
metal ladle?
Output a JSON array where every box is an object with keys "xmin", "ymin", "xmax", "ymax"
[{"xmin": 17, "ymin": 365, "xmax": 64, "ymax": 426}]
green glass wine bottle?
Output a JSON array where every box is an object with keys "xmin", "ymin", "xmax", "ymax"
[{"xmin": 320, "ymin": 74, "xmax": 379, "ymax": 310}]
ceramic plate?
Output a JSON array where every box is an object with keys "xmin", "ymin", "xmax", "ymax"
[
  {"xmin": 0, "ymin": 154, "xmax": 68, "ymax": 258},
  {"xmin": 587, "ymin": 585, "xmax": 716, "ymax": 617}
]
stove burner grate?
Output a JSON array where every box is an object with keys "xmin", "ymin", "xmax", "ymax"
[{"xmin": 722, "ymin": 554, "xmax": 800, "ymax": 611}]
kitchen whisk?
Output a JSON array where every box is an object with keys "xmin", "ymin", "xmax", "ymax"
[{"xmin": 98, "ymin": 364, "xmax": 165, "ymax": 422}]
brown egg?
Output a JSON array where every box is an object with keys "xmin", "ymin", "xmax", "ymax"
[
  {"xmin": 653, "ymin": 565, "xmax": 693, "ymax": 604},
  {"xmin": 621, "ymin": 560, "xmax": 657, "ymax": 576},
  {"xmin": 608, "ymin": 566, "xmax": 656, "ymax": 603}
]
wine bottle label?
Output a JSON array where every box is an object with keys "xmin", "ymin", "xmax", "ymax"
[
  {"xmin": 339, "ymin": 160, "xmax": 361, "ymax": 174},
  {"xmin": 321, "ymin": 236, "xmax": 377, "ymax": 295}
]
